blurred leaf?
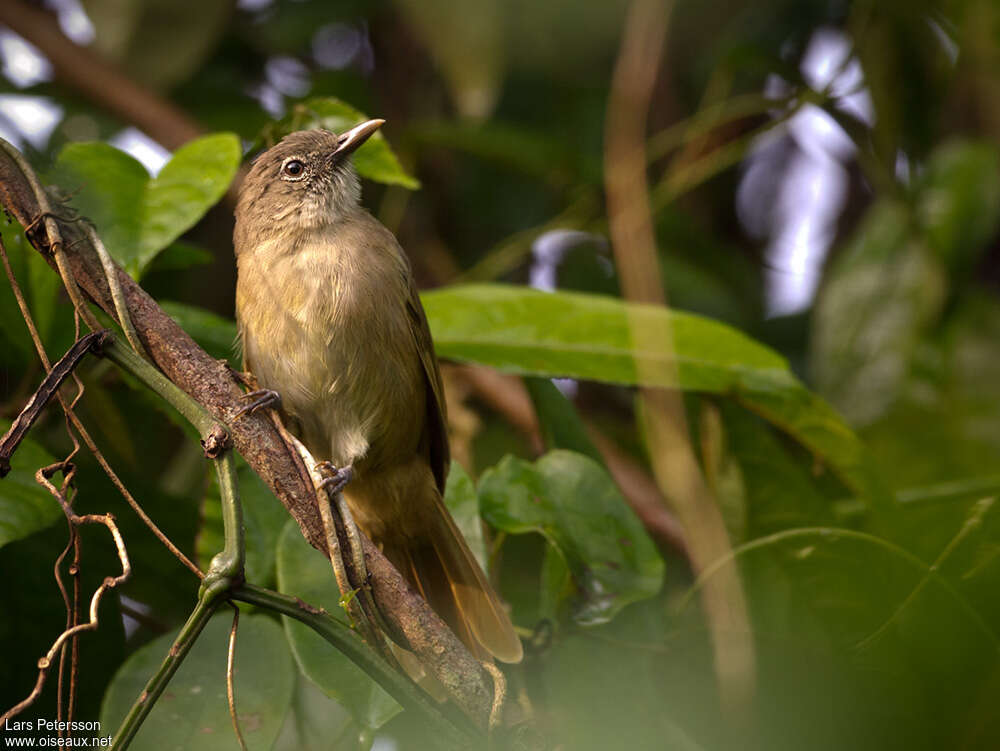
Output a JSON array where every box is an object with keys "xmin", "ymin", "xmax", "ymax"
[
  {"xmin": 0, "ymin": 420, "xmax": 60, "ymax": 548},
  {"xmin": 860, "ymin": 293, "xmax": 1000, "ymax": 492},
  {"xmin": 478, "ymin": 450, "xmax": 664, "ymax": 624},
  {"xmin": 408, "ymin": 120, "xmax": 596, "ymax": 185},
  {"xmin": 425, "ymin": 284, "xmax": 888, "ymax": 505},
  {"xmin": 718, "ymin": 403, "xmax": 837, "ymax": 536},
  {"xmin": 51, "ymin": 133, "xmax": 241, "ymax": 277},
  {"xmin": 393, "ymin": 0, "xmax": 503, "ymax": 118},
  {"xmin": 100, "ymin": 613, "xmax": 294, "ymax": 750},
  {"xmin": 273, "ymin": 671, "xmax": 359, "ymax": 751},
  {"xmin": 0, "ymin": 224, "xmax": 40, "ymax": 367},
  {"xmin": 198, "ymin": 458, "xmax": 287, "ymax": 587},
  {"xmin": 442, "ymin": 461, "xmax": 487, "ymax": 570},
  {"xmin": 538, "ymin": 541, "xmax": 572, "ymax": 623},
  {"xmin": 160, "ymin": 301, "xmax": 239, "ymax": 366},
  {"xmin": 538, "ymin": 593, "xmax": 709, "ymax": 751},
  {"xmin": 525, "ymin": 377, "xmax": 603, "ymax": 465},
  {"xmin": 82, "ymin": 0, "xmax": 232, "ymax": 89},
  {"xmin": 275, "ymin": 520, "xmax": 400, "ymax": 730},
  {"xmin": 917, "ymin": 139, "xmax": 1000, "ymax": 273},
  {"xmin": 684, "ymin": 524, "xmax": 1000, "ymax": 749},
  {"xmin": 260, "ymin": 98, "xmax": 419, "ymax": 189},
  {"xmin": 811, "ymin": 200, "xmax": 946, "ymax": 426},
  {"xmin": 144, "ymin": 240, "xmax": 214, "ymax": 273}
]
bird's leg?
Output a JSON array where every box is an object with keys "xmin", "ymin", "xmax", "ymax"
[
  {"xmin": 234, "ymin": 388, "xmax": 282, "ymax": 419},
  {"xmin": 227, "ymin": 366, "xmax": 282, "ymax": 420},
  {"xmin": 294, "ymin": 452, "xmax": 395, "ymax": 664},
  {"xmin": 315, "ymin": 460, "xmax": 353, "ymax": 495},
  {"xmin": 315, "ymin": 462, "xmax": 398, "ymax": 657}
]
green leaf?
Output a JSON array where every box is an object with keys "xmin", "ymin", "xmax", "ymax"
[
  {"xmin": 424, "ymin": 283, "xmax": 889, "ymax": 506},
  {"xmin": 144, "ymin": 240, "xmax": 214, "ymax": 273},
  {"xmin": 811, "ymin": 200, "xmax": 947, "ymax": 427},
  {"xmin": 478, "ymin": 450, "xmax": 664, "ymax": 624},
  {"xmin": 443, "ymin": 461, "xmax": 487, "ymax": 570},
  {"xmin": 918, "ymin": 140, "xmax": 1000, "ymax": 272},
  {"xmin": 525, "ymin": 377, "xmax": 603, "ymax": 465},
  {"xmin": 50, "ymin": 133, "xmax": 241, "ymax": 277},
  {"xmin": 198, "ymin": 458, "xmax": 287, "ymax": 587},
  {"xmin": 273, "ymin": 671, "xmax": 359, "ymax": 751},
  {"xmin": 100, "ymin": 613, "xmax": 294, "ymax": 751},
  {"xmin": 717, "ymin": 403, "xmax": 836, "ymax": 536},
  {"xmin": 275, "ymin": 520, "xmax": 400, "ymax": 730},
  {"xmin": 680, "ymin": 525, "xmax": 1000, "ymax": 748},
  {"xmin": 260, "ymin": 97, "xmax": 420, "ymax": 189},
  {"xmin": 0, "ymin": 224, "xmax": 40, "ymax": 366},
  {"xmin": 424, "ymin": 283, "xmax": 788, "ymax": 388},
  {"xmin": 160, "ymin": 301, "xmax": 238, "ymax": 366},
  {"xmin": 0, "ymin": 420, "xmax": 61, "ymax": 548}
]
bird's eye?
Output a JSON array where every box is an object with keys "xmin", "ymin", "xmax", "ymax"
[{"xmin": 281, "ymin": 159, "xmax": 305, "ymax": 178}]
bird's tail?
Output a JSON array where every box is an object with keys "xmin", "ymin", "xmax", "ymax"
[{"xmin": 383, "ymin": 494, "xmax": 524, "ymax": 665}]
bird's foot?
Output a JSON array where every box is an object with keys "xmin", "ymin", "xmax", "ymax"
[
  {"xmin": 316, "ymin": 462, "xmax": 354, "ymax": 495},
  {"xmin": 234, "ymin": 388, "xmax": 282, "ymax": 419}
]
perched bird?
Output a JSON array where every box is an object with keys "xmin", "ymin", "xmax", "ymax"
[{"xmin": 233, "ymin": 120, "xmax": 523, "ymax": 665}]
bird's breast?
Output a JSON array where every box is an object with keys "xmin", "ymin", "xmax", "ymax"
[{"xmin": 236, "ymin": 231, "xmax": 425, "ymax": 469}]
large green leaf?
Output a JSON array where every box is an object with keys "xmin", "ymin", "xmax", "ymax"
[
  {"xmin": 423, "ymin": 283, "xmax": 888, "ymax": 505},
  {"xmin": 100, "ymin": 613, "xmax": 294, "ymax": 751},
  {"xmin": 50, "ymin": 133, "xmax": 241, "ymax": 277},
  {"xmin": 275, "ymin": 520, "xmax": 400, "ymax": 731},
  {"xmin": 478, "ymin": 450, "xmax": 664, "ymax": 624},
  {"xmin": 0, "ymin": 420, "xmax": 61, "ymax": 548},
  {"xmin": 259, "ymin": 98, "xmax": 419, "ymax": 189}
]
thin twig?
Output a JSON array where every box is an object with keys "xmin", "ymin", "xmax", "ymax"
[
  {"xmin": 0, "ymin": 330, "xmax": 111, "ymax": 477},
  {"xmin": 0, "ymin": 463, "xmax": 131, "ymax": 727},
  {"xmin": 84, "ymin": 223, "xmax": 146, "ymax": 358},
  {"xmin": 226, "ymin": 607, "xmax": 249, "ymax": 751},
  {"xmin": 0, "ymin": 237, "xmax": 203, "ymax": 578}
]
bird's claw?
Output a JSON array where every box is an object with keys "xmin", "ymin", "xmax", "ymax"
[
  {"xmin": 317, "ymin": 462, "xmax": 354, "ymax": 495},
  {"xmin": 234, "ymin": 388, "xmax": 281, "ymax": 419}
]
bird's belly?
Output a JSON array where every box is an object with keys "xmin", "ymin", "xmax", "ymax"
[{"xmin": 239, "ymin": 263, "xmax": 425, "ymax": 471}]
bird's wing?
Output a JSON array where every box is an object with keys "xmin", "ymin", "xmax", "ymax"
[{"xmin": 405, "ymin": 278, "xmax": 450, "ymax": 493}]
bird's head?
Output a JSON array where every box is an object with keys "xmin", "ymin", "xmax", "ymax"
[{"xmin": 235, "ymin": 119, "xmax": 383, "ymax": 248}]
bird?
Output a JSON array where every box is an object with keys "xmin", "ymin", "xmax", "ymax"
[{"xmin": 232, "ymin": 119, "xmax": 523, "ymax": 667}]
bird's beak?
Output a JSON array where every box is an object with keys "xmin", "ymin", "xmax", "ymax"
[{"xmin": 333, "ymin": 119, "xmax": 384, "ymax": 158}]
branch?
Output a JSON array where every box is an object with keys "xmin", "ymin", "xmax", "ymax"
[
  {"xmin": 604, "ymin": 0, "xmax": 755, "ymax": 711},
  {"xmin": 0, "ymin": 0, "xmax": 202, "ymax": 150}
]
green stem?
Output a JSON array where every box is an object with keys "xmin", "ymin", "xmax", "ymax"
[
  {"xmin": 103, "ymin": 332, "xmax": 249, "ymax": 749},
  {"xmin": 101, "ymin": 337, "xmax": 218, "ymax": 435},
  {"xmin": 232, "ymin": 583, "xmax": 481, "ymax": 751},
  {"xmin": 110, "ymin": 590, "xmax": 222, "ymax": 750},
  {"xmin": 211, "ymin": 449, "xmax": 244, "ymax": 580}
]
